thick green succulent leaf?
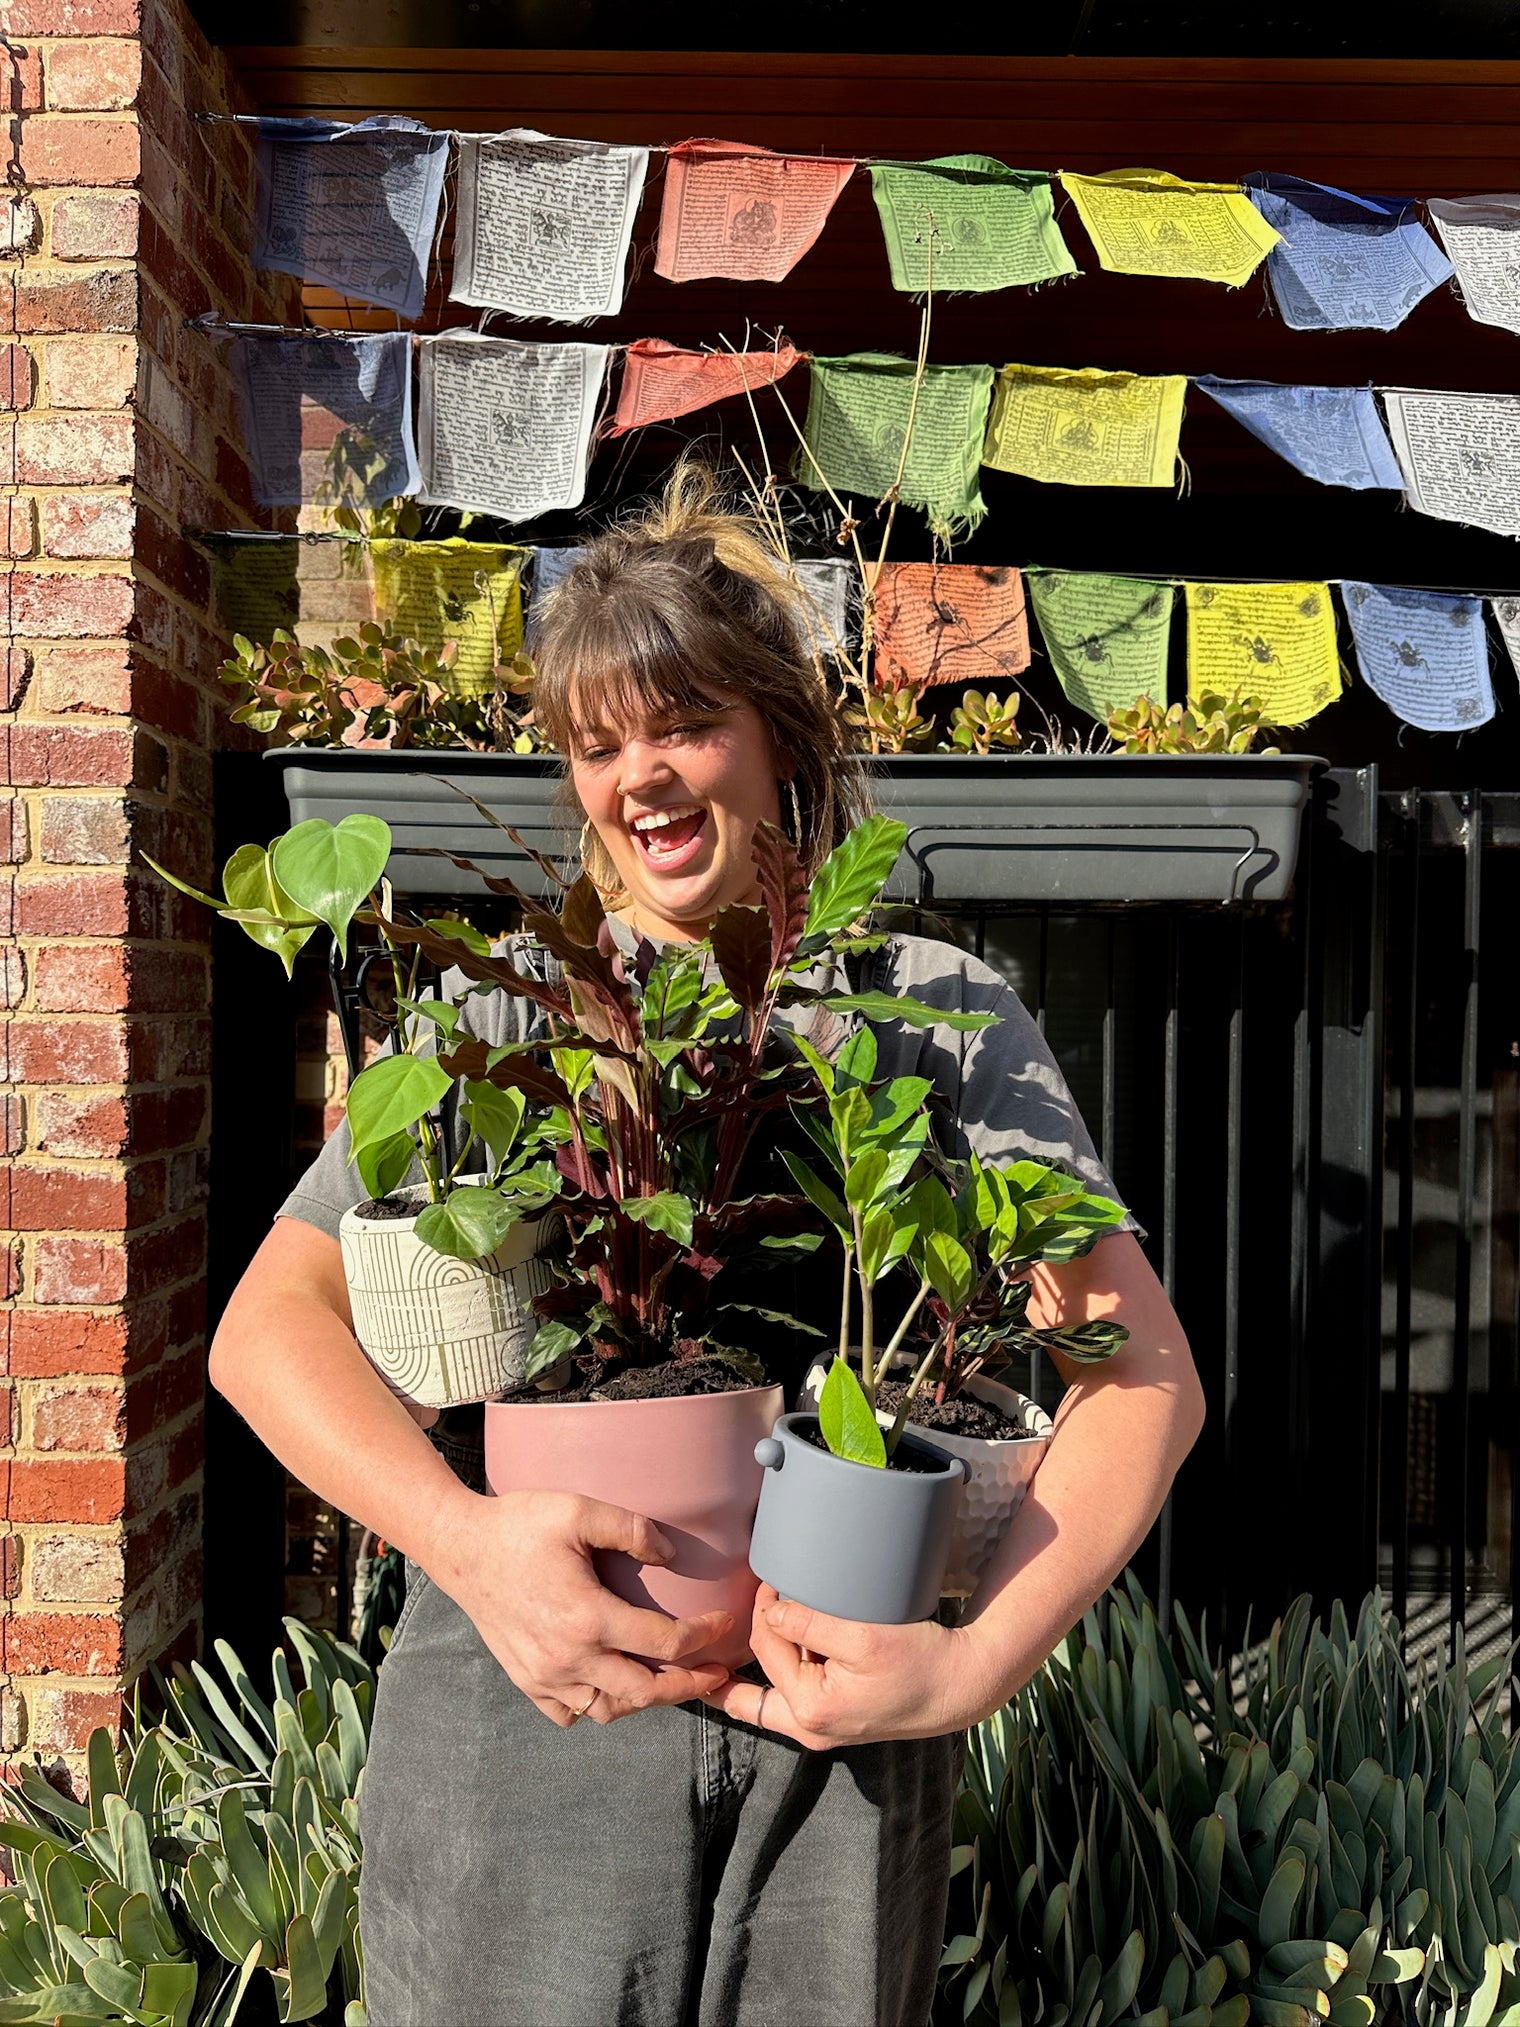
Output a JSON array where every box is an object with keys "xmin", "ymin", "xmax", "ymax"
[{"xmin": 818, "ymin": 1356, "xmax": 886, "ymax": 1468}]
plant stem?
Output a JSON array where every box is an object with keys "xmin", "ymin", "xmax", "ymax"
[
  {"xmin": 837, "ymin": 1239, "xmax": 854, "ymax": 1371},
  {"xmin": 851, "ymin": 1205, "xmax": 874, "ymax": 1401}
]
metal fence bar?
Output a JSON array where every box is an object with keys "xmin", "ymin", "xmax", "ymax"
[
  {"xmin": 1157, "ymin": 914, "xmax": 1181, "ymax": 1634},
  {"xmin": 1450, "ymin": 789, "xmax": 1483, "ymax": 1653},
  {"xmin": 1390, "ymin": 794, "xmax": 1420, "ymax": 1631},
  {"xmin": 1101, "ymin": 917, "xmax": 1117, "ymax": 1171},
  {"xmin": 1222, "ymin": 911, "xmax": 1246, "ymax": 1645}
]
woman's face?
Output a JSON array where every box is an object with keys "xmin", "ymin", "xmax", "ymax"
[{"xmin": 569, "ymin": 686, "xmax": 784, "ymax": 943}]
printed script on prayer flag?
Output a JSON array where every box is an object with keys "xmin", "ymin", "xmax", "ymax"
[
  {"xmin": 800, "ymin": 354, "xmax": 994, "ymax": 542},
  {"xmin": 1245, "ymin": 177, "xmax": 1453, "ymax": 332},
  {"xmin": 1185, "ymin": 581, "xmax": 1341, "ymax": 728},
  {"xmin": 417, "ymin": 335, "xmax": 610, "ymax": 523},
  {"xmin": 1026, "ymin": 570, "xmax": 1175, "ymax": 725},
  {"xmin": 655, "ymin": 141, "xmax": 855, "ymax": 283},
  {"xmin": 1490, "ymin": 598, "xmax": 1520, "ymax": 692},
  {"xmin": 983, "ymin": 364, "xmax": 1186, "ymax": 488},
  {"xmin": 788, "ymin": 560, "xmax": 855, "ymax": 664},
  {"xmin": 609, "ymin": 338, "xmax": 802, "ymax": 434},
  {"xmin": 253, "ymin": 116, "xmax": 448, "ymax": 323},
  {"xmin": 1428, "ymin": 196, "xmax": 1520, "ymax": 337},
  {"xmin": 1059, "ymin": 170, "xmax": 1279, "ymax": 286},
  {"xmin": 868, "ymin": 157, "xmax": 1076, "ymax": 294},
  {"xmin": 370, "ymin": 540, "xmax": 526, "ymax": 695},
  {"xmin": 1342, "ymin": 583, "xmax": 1494, "ymax": 733},
  {"xmin": 870, "ymin": 564, "xmax": 1030, "ymax": 689},
  {"xmin": 1381, "ymin": 389, "xmax": 1520, "ymax": 539},
  {"xmin": 451, "ymin": 131, "xmax": 649, "ymax": 322},
  {"xmin": 1195, "ymin": 379, "xmax": 1403, "ymax": 491},
  {"xmin": 231, "ymin": 333, "xmax": 420, "ymax": 511}
]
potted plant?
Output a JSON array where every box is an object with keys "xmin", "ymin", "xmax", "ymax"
[
  {"xmin": 749, "ymin": 1027, "xmax": 1129, "ymax": 1618},
  {"xmin": 149, "ymin": 812, "xmax": 565, "ymax": 1409}
]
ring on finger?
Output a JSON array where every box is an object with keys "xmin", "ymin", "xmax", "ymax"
[
  {"xmin": 754, "ymin": 1685, "xmax": 770, "ymax": 1730},
  {"xmin": 568, "ymin": 1688, "xmax": 599, "ymax": 1723}
]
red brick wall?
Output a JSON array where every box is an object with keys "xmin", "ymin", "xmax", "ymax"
[{"xmin": 2, "ymin": 0, "xmax": 300, "ymax": 1779}]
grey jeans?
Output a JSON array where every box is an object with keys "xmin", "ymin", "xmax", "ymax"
[{"xmin": 360, "ymin": 1572, "xmax": 963, "ymax": 2027}]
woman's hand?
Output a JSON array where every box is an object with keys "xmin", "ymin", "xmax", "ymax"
[
  {"xmin": 432, "ymin": 1488, "xmax": 735, "ymax": 1728},
  {"xmin": 702, "ymin": 1585, "xmax": 1004, "ymax": 1748}
]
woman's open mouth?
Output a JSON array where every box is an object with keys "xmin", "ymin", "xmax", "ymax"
[{"xmin": 629, "ymin": 803, "xmax": 709, "ymax": 871}]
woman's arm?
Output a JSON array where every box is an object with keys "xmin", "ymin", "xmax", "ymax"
[
  {"xmin": 213, "ymin": 1217, "xmax": 735, "ymax": 1724},
  {"xmin": 712, "ymin": 1233, "xmax": 1205, "ymax": 1745}
]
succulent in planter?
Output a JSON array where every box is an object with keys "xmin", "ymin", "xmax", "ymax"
[{"xmin": 1106, "ymin": 683, "xmax": 1281, "ymax": 755}]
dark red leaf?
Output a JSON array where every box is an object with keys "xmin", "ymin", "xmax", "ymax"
[
  {"xmin": 752, "ymin": 822, "xmax": 809, "ymax": 975},
  {"xmin": 709, "ymin": 904, "xmax": 773, "ymax": 1015}
]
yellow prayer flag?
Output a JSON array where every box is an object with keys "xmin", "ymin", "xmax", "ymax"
[
  {"xmin": 370, "ymin": 539, "xmax": 526, "ymax": 697},
  {"xmin": 983, "ymin": 364, "xmax": 1186, "ymax": 487},
  {"xmin": 1185, "ymin": 581, "xmax": 1342, "ymax": 727},
  {"xmin": 1061, "ymin": 169, "xmax": 1280, "ymax": 286}
]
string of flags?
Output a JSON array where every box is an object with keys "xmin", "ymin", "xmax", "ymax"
[
  {"xmin": 203, "ymin": 534, "xmax": 1513, "ymax": 739},
  {"xmin": 238, "ymin": 111, "xmax": 1520, "ymax": 335},
  {"xmin": 211, "ymin": 318, "xmax": 1520, "ymax": 543}
]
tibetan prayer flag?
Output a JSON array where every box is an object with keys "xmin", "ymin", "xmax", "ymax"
[
  {"xmin": 1026, "ymin": 569, "xmax": 1174, "ymax": 724},
  {"xmin": 1381, "ymin": 388, "xmax": 1520, "ymax": 539},
  {"xmin": 1245, "ymin": 176, "xmax": 1453, "ymax": 331},
  {"xmin": 609, "ymin": 337, "xmax": 802, "ymax": 434},
  {"xmin": 451, "ymin": 131, "xmax": 649, "ymax": 322},
  {"xmin": 790, "ymin": 559, "xmax": 855, "ymax": 663},
  {"xmin": 370, "ymin": 539, "xmax": 525, "ymax": 695},
  {"xmin": 525, "ymin": 545, "xmax": 586, "ymax": 648},
  {"xmin": 1342, "ymin": 582, "xmax": 1494, "ymax": 732},
  {"xmin": 417, "ymin": 334, "xmax": 609, "ymax": 523},
  {"xmin": 253, "ymin": 115, "xmax": 448, "ymax": 322},
  {"xmin": 656, "ymin": 140, "xmax": 854, "ymax": 283},
  {"xmin": 870, "ymin": 563, "xmax": 1029, "ymax": 689},
  {"xmin": 1428, "ymin": 196, "xmax": 1520, "ymax": 336},
  {"xmin": 1490, "ymin": 597, "xmax": 1520, "ymax": 690},
  {"xmin": 231, "ymin": 332, "xmax": 419, "ymax": 510},
  {"xmin": 1195, "ymin": 378, "xmax": 1403, "ymax": 490},
  {"xmin": 1060, "ymin": 169, "xmax": 1279, "ymax": 286},
  {"xmin": 207, "ymin": 534, "xmax": 373, "ymax": 649},
  {"xmin": 799, "ymin": 353, "xmax": 994, "ymax": 542},
  {"xmin": 1185, "ymin": 581, "xmax": 1341, "ymax": 727},
  {"xmin": 983, "ymin": 364, "xmax": 1186, "ymax": 488},
  {"xmin": 868, "ymin": 157, "xmax": 1076, "ymax": 293}
]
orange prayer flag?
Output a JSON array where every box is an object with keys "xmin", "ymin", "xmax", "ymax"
[
  {"xmin": 655, "ymin": 140, "xmax": 855, "ymax": 283},
  {"xmin": 609, "ymin": 337, "xmax": 803, "ymax": 435},
  {"xmin": 871, "ymin": 563, "xmax": 1030, "ymax": 689}
]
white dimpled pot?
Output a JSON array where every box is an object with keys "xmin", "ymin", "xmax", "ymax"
[
  {"xmin": 803, "ymin": 1357, "xmax": 1052, "ymax": 1599},
  {"xmin": 340, "ymin": 1185, "xmax": 557, "ymax": 1409}
]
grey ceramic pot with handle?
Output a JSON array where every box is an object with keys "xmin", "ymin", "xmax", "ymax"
[{"xmin": 748, "ymin": 1412, "xmax": 966, "ymax": 1624}]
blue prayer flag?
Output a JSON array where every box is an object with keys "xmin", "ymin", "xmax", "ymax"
[
  {"xmin": 254, "ymin": 115, "xmax": 448, "ymax": 323},
  {"xmin": 1341, "ymin": 582, "xmax": 1494, "ymax": 732},
  {"xmin": 231, "ymin": 332, "xmax": 420, "ymax": 510},
  {"xmin": 525, "ymin": 546, "xmax": 587, "ymax": 649},
  {"xmin": 1195, "ymin": 378, "xmax": 1403, "ymax": 490},
  {"xmin": 1244, "ymin": 176, "xmax": 1453, "ymax": 332}
]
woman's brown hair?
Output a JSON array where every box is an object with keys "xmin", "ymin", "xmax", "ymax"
[{"xmin": 532, "ymin": 465, "xmax": 870, "ymax": 900}]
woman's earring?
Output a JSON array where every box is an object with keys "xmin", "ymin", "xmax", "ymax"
[{"xmin": 786, "ymin": 777, "xmax": 804, "ymax": 848}]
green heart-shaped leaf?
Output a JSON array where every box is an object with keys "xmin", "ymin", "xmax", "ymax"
[
  {"xmin": 346, "ymin": 1054, "xmax": 451, "ymax": 1164},
  {"xmin": 271, "ymin": 815, "xmax": 391, "ymax": 958}
]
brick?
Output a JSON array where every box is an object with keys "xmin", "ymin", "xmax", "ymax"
[
  {"xmin": 41, "ymin": 336, "xmax": 137, "ymax": 411},
  {"xmin": 0, "ymin": 1690, "xmax": 24, "ymax": 1753},
  {"xmin": 5, "ymin": 1457, "xmax": 126, "ymax": 1523},
  {"xmin": 0, "ymin": 46, "xmax": 43, "ymax": 110},
  {"xmin": 124, "ymin": 1350, "xmax": 200, "ymax": 1443},
  {"xmin": 1, "ymin": 1538, "xmax": 19, "ymax": 1602},
  {"xmin": 0, "ymin": 797, "xmax": 24, "ymax": 866},
  {"xmin": 13, "ymin": 265, "xmax": 138, "ymax": 334},
  {"xmin": 39, "ymin": 492, "xmax": 135, "ymax": 560},
  {"xmin": 1, "ymin": 1093, "xmax": 22, "ymax": 1155},
  {"xmin": 27, "ymin": 1534, "xmax": 125, "ymax": 1605},
  {"xmin": 33, "ymin": 645, "xmax": 133, "ymax": 716},
  {"xmin": 43, "ymin": 40, "xmax": 143, "ymax": 112},
  {"xmin": 18, "ymin": 117, "xmax": 140, "ymax": 188},
  {"xmin": 15, "ymin": 873, "xmax": 130, "ymax": 940},
  {"xmin": 3, "ymin": 497, "xmax": 36, "ymax": 561},
  {"xmin": 3, "ymin": 1308, "xmax": 129, "ymax": 1378},
  {"xmin": 5, "ymin": 0, "xmax": 140, "ymax": 28},
  {"xmin": 3, "ymin": 649, "xmax": 34, "ymax": 712},
  {"xmin": 1, "ymin": 946, "xmax": 26, "ymax": 1010},
  {"xmin": 8, "ymin": 569, "xmax": 133, "ymax": 640},
  {"xmin": 3, "ymin": 197, "xmax": 42, "ymax": 254},
  {"xmin": 38, "ymin": 794, "xmax": 131, "ymax": 865},
  {"xmin": 24, "ymin": 1687, "xmax": 122, "ymax": 1755},
  {"xmin": 1, "ymin": 1017, "xmax": 128, "ymax": 1084},
  {"xmin": 2, "ymin": 1237, "xmax": 21, "ymax": 1297},
  {"xmin": 31, "ymin": 943, "xmax": 128, "ymax": 1013},
  {"xmin": 33, "ymin": 1090, "xmax": 127, "ymax": 1159},
  {"xmin": 6, "ymin": 726, "xmax": 139, "ymax": 791},
  {"xmin": 29, "ymin": 1383, "xmax": 126, "ymax": 1452},
  {"xmin": 32, "ymin": 1236, "xmax": 126, "ymax": 1306},
  {"xmin": 125, "ymin": 1409, "xmax": 202, "ymax": 1510},
  {"xmin": 4, "ymin": 1613, "xmax": 123, "ymax": 1676},
  {"xmin": 15, "ymin": 412, "xmax": 133, "ymax": 486},
  {"xmin": 50, "ymin": 190, "xmax": 141, "ymax": 262},
  {"xmin": 3, "ymin": 1165, "xmax": 127, "ymax": 1231},
  {"xmin": 0, "ymin": 343, "xmax": 35, "ymax": 409}
]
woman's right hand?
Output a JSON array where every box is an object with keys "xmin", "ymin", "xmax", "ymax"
[{"xmin": 432, "ymin": 1487, "xmax": 735, "ymax": 1727}]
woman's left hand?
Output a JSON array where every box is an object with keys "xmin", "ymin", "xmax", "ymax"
[{"xmin": 701, "ymin": 1584, "xmax": 1004, "ymax": 1748}]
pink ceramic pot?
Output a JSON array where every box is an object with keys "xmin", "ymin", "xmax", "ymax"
[{"xmin": 483, "ymin": 1384, "xmax": 784, "ymax": 1668}]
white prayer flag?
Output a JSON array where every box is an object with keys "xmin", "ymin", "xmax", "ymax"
[
  {"xmin": 1490, "ymin": 597, "xmax": 1520, "ymax": 688},
  {"xmin": 1381, "ymin": 388, "xmax": 1520, "ymax": 539},
  {"xmin": 451, "ymin": 130, "xmax": 649, "ymax": 322},
  {"xmin": 1428, "ymin": 196, "xmax": 1520, "ymax": 337},
  {"xmin": 791, "ymin": 560, "xmax": 854, "ymax": 661},
  {"xmin": 418, "ymin": 334, "xmax": 609, "ymax": 522}
]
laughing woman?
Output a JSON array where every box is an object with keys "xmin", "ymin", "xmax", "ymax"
[{"xmin": 209, "ymin": 472, "xmax": 1205, "ymax": 2027}]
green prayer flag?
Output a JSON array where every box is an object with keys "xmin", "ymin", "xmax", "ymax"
[
  {"xmin": 1027, "ymin": 568, "xmax": 1176, "ymax": 724},
  {"xmin": 799, "ymin": 353, "xmax": 994, "ymax": 543},
  {"xmin": 869, "ymin": 156, "xmax": 1077, "ymax": 294}
]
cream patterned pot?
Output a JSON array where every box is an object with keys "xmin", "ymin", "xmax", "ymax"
[
  {"xmin": 340, "ymin": 1185, "xmax": 557, "ymax": 1408},
  {"xmin": 803, "ymin": 1357, "xmax": 1052, "ymax": 1600}
]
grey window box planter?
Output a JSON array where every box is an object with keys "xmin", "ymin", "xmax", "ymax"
[
  {"xmin": 872, "ymin": 754, "xmax": 1327, "ymax": 906},
  {"xmin": 266, "ymin": 749, "xmax": 572, "ymax": 898}
]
